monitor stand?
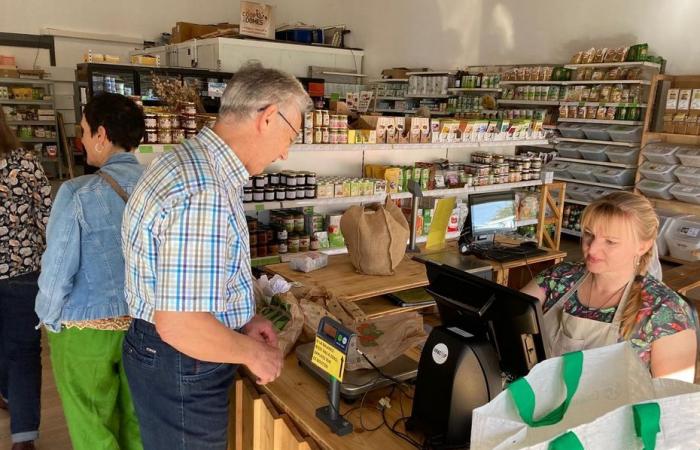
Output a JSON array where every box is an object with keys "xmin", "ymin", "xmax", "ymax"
[{"xmin": 296, "ymin": 342, "xmax": 419, "ymax": 401}]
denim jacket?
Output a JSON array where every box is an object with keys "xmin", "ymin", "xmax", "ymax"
[{"xmin": 36, "ymin": 152, "xmax": 144, "ymax": 332}]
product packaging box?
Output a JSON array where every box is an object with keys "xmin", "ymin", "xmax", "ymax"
[{"xmin": 240, "ymin": 2, "xmax": 274, "ymax": 39}]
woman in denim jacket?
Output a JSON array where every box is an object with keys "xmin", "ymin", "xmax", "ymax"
[
  {"xmin": 0, "ymin": 109, "xmax": 52, "ymax": 450},
  {"xmin": 36, "ymin": 93, "xmax": 145, "ymax": 450}
]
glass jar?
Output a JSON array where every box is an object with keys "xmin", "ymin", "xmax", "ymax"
[
  {"xmin": 171, "ymin": 115, "xmax": 180, "ymax": 129},
  {"xmin": 253, "ymin": 175, "xmax": 267, "ymax": 188},
  {"xmin": 286, "ymin": 187, "xmax": 297, "ymax": 200},
  {"xmin": 257, "ymin": 230, "xmax": 268, "ymax": 246},
  {"xmin": 275, "ymin": 187, "xmax": 286, "ymax": 200},
  {"xmin": 172, "ymin": 128, "xmax": 185, "ymax": 143},
  {"xmin": 249, "ymin": 232, "xmax": 257, "ymax": 247},
  {"xmin": 296, "ymin": 186, "xmax": 306, "ymax": 199},
  {"xmin": 243, "ymin": 187, "xmax": 253, "ymax": 203},
  {"xmin": 310, "ymin": 237, "xmax": 320, "ymax": 251},
  {"xmin": 244, "ymin": 178, "xmax": 254, "ymax": 189},
  {"xmin": 286, "ymin": 174, "xmax": 297, "ymax": 187},
  {"xmin": 257, "ymin": 245, "xmax": 267, "ymax": 257},
  {"xmin": 278, "ymin": 241, "xmax": 288, "ymax": 254},
  {"xmin": 144, "ymin": 113, "xmax": 158, "ymax": 128},
  {"xmin": 157, "ymin": 113, "xmax": 174, "ymax": 129},
  {"xmin": 283, "ymin": 216, "xmax": 295, "ymax": 232},
  {"xmin": 157, "ymin": 129, "xmax": 172, "ymax": 144},
  {"xmin": 250, "ymin": 246, "xmax": 258, "ymax": 258},
  {"xmin": 287, "ymin": 234, "xmax": 300, "ymax": 253},
  {"xmin": 267, "ymin": 243, "xmax": 279, "ymax": 256},
  {"xmin": 181, "ymin": 116, "xmax": 197, "ymax": 130},
  {"xmin": 305, "ymin": 185, "xmax": 316, "ymax": 199},
  {"xmin": 252, "ymin": 189, "xmax": 264, "ymax": 202},
  {"xmin": 264, "ymin": 187, "xmax": 275, "ymax": 201},
  {"xmin": 277, "ymin": 229, "xmax": 288, "ymax": 242},
  {"xmin": 268, "ymin": 173, "xmax": 280, "ymax": 186},
  {"xmin": 293, "ymin": 214, "xmax": 305, "ymax": 233},
  {"xmin": 306, "ymin": 172, "xmax": 317, "ymax": 185},
  {"xmin": 180, "ymin": 102, "xmax": 197, "ymax": 116},
  {"xmin": 296, "ymin": 173, "xmax": 306, "ymax": 186},
  {"xmin": 144, "ymin": 128, "xmax": 158, "ymax": 144},
  {"xmin": 299, "ymin": 235, "xmax": 310, "ymax": 252}
]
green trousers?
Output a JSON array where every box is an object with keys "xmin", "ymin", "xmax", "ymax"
[{"xmin": 48, "ymin": 328, "xmax": 143, "ymax": 450}]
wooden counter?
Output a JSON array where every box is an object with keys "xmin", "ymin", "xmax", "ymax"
[{"xmin": 265, "ymin": 253, "xmax": 429, "ymax": 301}]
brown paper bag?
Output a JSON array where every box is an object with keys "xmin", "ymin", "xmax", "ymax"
[
  {"xmin": 257, "ymin": 291, "xmax": 304, "ymax": 356},
  {"xmin": 340, "ymin": 197, "xmax": 410, "ymax": 276}
]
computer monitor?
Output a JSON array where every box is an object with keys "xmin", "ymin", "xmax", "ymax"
[
  {"xmin": 424, "ymin": 260, "xmax": 547, "ymax": 376},
  {"xmin": 468, "ymin": 191, "xmax": 517, "ymax": 242}
]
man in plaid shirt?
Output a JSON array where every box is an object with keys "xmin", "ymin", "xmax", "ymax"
[{"xmin": 121, "ymin": 63, "xmax": 311, "ymax": 450}]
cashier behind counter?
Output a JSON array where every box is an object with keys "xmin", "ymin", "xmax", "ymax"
[{"xmin": 520, "ymin": 191, "xmax": 697, "ymax": 383}]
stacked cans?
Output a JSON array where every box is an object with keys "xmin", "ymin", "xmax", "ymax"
[{"xmin": 303, "ymin": 110, "xmax": 348, "ymax": 144}]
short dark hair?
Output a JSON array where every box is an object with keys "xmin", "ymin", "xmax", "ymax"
[{"xmin": 83, "ymin": 93, "xmax": 145, "ymax": 151}]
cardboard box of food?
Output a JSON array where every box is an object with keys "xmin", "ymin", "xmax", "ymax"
[
  {"xmin": 240, "ymin": 1, "xmax": 274, "ymax": 39},
  {"xmin": 171, "ymin": 22, "xmax": 239, "ymax": 44}
]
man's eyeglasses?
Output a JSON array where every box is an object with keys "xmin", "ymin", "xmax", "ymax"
[{"xmin": 277, "ymin": 111, "xmax": 301, "ymax": 143}]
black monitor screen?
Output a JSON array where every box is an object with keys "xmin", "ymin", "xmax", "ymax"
[
  {"xmin": 425, "ymin": 261, "xmax": 547, "ymax": 377},
  {"xmin": 469, "ymin": 191, "xmax": 516, "ymax": 236}
]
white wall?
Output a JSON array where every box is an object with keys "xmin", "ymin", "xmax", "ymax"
[{"xmin": 342, "ymin": 0, "xmax": 700, "ymax": 77}]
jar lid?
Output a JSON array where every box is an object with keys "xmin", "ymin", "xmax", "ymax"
[
  {"xmin": 244, "ymin": 187, "xmax": 253, "ymax": 192},
  {"xmin": 268, "ymin": 172, "xmax": 279, "ymax": 176},
  {"xmin": 306, "ymin": 172, "xmax": 317, "ymax": 176},
  {"xmin": 253, "ymin": 174, "xmax": 267, "ymax": 179},
  {"xmin": 264, "ymin": 187, "xmax": 275, "ymax": 192}
]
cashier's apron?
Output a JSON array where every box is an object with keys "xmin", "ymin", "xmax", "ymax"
[{"xmin": 543, "ymin": 272, "xmax": 634, "ymax": 357}]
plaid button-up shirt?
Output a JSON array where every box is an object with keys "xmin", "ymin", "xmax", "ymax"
[{"xmin": 122, "ymin": 127, "xmax": 254, "ymax": 329}]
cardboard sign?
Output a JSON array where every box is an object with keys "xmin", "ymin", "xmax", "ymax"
[
  {"xmin": 240, "ymin": 1, "xmax": 273, "ymax": 39},
  {"xmin": 311, "ymin": 337, "xmax": 347, "ymax": 381}
]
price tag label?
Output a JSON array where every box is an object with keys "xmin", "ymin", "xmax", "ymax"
[
  {"xmin": 311, "ymin": 337, "xmax": 346, "ymax": 381},
  {"xmin": 255, "ymin": 204, "xmax": 265, "ymax": 212},
  {"xmin": 163, "ymin": 145, "xmax": 174, "ymax": 152},
  {"xmin": 303, "ymin": 206, "xmax": 314, "ymax": 215},
  {"xmin": 138, "ymin": 145, "xmax": 154, "ymax": 154}
]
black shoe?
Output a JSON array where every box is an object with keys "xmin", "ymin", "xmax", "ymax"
[{"xmin": 12, "ymin": 441, "xmax": 36, "ymax": 450}]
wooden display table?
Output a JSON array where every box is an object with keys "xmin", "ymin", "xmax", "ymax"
[{"xmin": 265, "ymin": 253, "xmax": 429, "ymax": 301}]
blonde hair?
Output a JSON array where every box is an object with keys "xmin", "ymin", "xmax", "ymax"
[{"xmin": 580, "ymin": 192, "xmax": 659, "ymax": 338}]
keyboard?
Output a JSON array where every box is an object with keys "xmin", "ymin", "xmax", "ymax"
[{"xmin": 470, "ymin": 244, "xmax": 547, "ymax": 262}]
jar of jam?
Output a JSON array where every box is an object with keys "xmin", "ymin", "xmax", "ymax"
[
  {"xmin": 172, "ymin": 128, "xmax": 185, "ymax": 143},
  {"xmin": 296, "ymin": 173, "xmax": 306, "ymax": 186},
  {"xmin": 157, "ymin": 113, "xmax": 175, "ymax": 129},
  {"xmin": 268, "ymin": 173, "xmax": 280, "ymax": 186},
  {"xmin": 244, "ymin": 178, "xmax": 253, "ymax": 189},
  {"xmin": 280, "ymin": 172, "xmax": 288, "ymax": 185},
  {"xmin": 288, "ymin": 234, "xmax": 300, "ymax": 253},
  {"xmin": 283, "ymin": 216, "xmax": 294, "ymax": 232},
  {"xmin": 253, "ymin": 175, "xmax": 267, "ymax": 188},
  {"xmin": 144, "ymin": 128, "xmax": 158, "ymax": 144},
  {"xmin": 181, "ymin": 116, "xmax": 197, "ymax": 130},
  {"xmin": 249, "ymin": 232, "xmax": 257, "ymax": 247},
  {"xmin": 171, "ymin": 115, "xmax": 181, "ymax": 129},
  {"xmin": 256, "ymin": 231, "xmax": 267, "ymax": 247},
  {"xmin": 185, "ymin": 130, "xmax": 197, "ymax": 140},
  {"xmin": 310, "ymin": 237, "xmax": 320, "ymax": 251},
  {"xmin": 305, "ymin": 185, "xmax": 316, "ymax": 199},
  {"xmin": 277, "ymin": 229, "xmax": 288, "ymax": 242},
  {"xmin": 531, "ymin": 159, "xmax": 543, "ymax": 170},
  {"xmin": 293, "ymin": 215, "xmax": 305, "ymax": 233},
  {"xmin": 264, "ymin": 187, "xmax": 275, "ymax": 201},
  {"xmin": 257, "ymin": 245, "xmax": 268, "ymax": 257},
  {"xmin": 180, "ymin": 102, "xmax": 197, "ymax": 116},
  {"xmin": 296, "ymin": 186, "xmax": 306, "ymax": 200},
  {"xmin": 286, "ymin": 174, "xmax": 297, "ymax": 187},
  {"xmin": 157, "ymin": 129, "xmax": 172, "ymax": 144},
  {"xmin": 252, "ymin": 189, "xmax": 264, "ymax": 202},
  {"xmin": 306, "ymin": 172, "xmax": 317, "ymax": 185},
  {"xmin": 267, "ymin": 243, "xmax": 279, "ymax": 256},
  {"xmin": 250, "ymin": 247, "xmax": 258, "ymax": 258},
  {"xmin": 278, "ymin": 241, "xmax": 288, "ymax": 254},
  {"xmin": 243, "ymin": 187, "xmax": 253, "ymax": 203},
  {"xmin": 275, "ymin": 187, "xmax": 286, "ymax": 201},
  {"xmin": 265, "ymin": 229, "xmax": 274, "ymax": 243},
  {"xmin": 299, "ymin": 235, "xmax": 310, "ymax": 252},
  {"xmin": 144, "ymin": 113, "xmax": 158, "ymax": 128},
  {"xmin": 246, "ymin": 217, "xmax": 258, "ymax": 232},
  {"xmin": 286, "ymin": 187, "xmax": 297, "ymax": 200}
]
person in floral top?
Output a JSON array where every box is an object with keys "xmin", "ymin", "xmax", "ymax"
[
  {"xmin": 522, "ymin": 192, "xmax": 697, "ymax": 383},
  {"xmin": 0, "ymin": 109, "xmax": 52, "ymax": 450}
]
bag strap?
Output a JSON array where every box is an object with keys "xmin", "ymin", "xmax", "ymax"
[
  {"xmin": 548, "ymin": 431, "xmax": 583, "ymax": 450},
  {"xmin": 546, "ymin": 402, "xmax": 660, "ymax": 450},
  {"xmin": 98, "ymin": 171, "xmax": 129, "ymax": 203},
  {"xmin": 633, "ymin": 402, "xmax": 661, "ymax": 450},
  {"xmin": 508, "ymin": 350, "xmax": 583, "ymax": 427}
]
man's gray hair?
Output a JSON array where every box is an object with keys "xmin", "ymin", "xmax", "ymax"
[{"xmin": 219, "ymin": 62, "xmax": 313, "ymax": 120}]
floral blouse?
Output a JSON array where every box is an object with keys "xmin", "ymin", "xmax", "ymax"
[
  {"xmin": 0, "ymin": 148, "xmax": 52, "ymax": 279},
  {"xmin": 535, "ymin": 261, "xmax": 697, "ymax": 365}
]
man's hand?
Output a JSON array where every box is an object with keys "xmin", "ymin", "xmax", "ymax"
[
  {"xmin": 241, "ymin": 314, "xmax": 278, "ymax": 347},
  {"xmin": 245, "ymin": 339, "xmax": 284, "ymax": 385}
]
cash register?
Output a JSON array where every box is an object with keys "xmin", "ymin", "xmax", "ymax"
[{"xmin": 406, "ymin": 261, "xmax": 548, "ymax": 447}]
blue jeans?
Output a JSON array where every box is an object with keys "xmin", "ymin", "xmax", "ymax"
[
  {"xmin": 123, "ymin": 319, "xmax": 237, "ymax": 450},
  {"xmin": 0, "ymin": 271, "xmax": 42, "ymax": 443}
]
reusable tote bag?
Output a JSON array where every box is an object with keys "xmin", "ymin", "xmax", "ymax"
[{"xmin": 471, "ymin": 342, "xmax": 700, "ymax": 450}]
